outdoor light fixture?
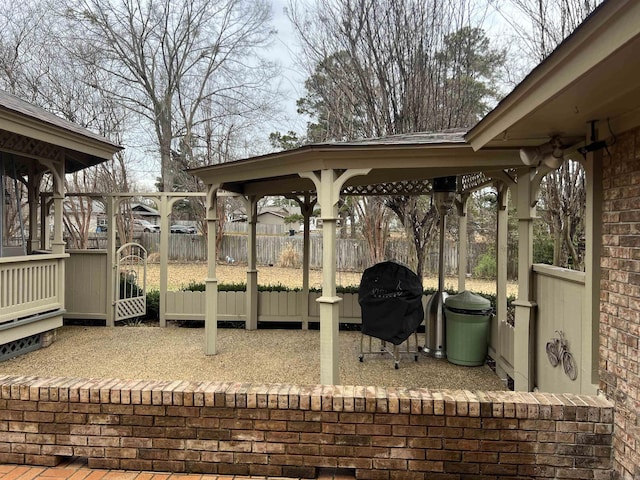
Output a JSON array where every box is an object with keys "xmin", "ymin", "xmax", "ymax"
[
  {"xmin": 519, "ymin": 135, "xmax": 565, "ymax": 169},
  {"xmin": 432, "ymin": 176, "xmax": 457, "ymax": 214},
  {"xmin": 577, "ymin": 120, "xmax": 611, "ymax": 157},
  {"xmin": 577, "ymin": 140, "xmax": 607, "ymax": 155}
]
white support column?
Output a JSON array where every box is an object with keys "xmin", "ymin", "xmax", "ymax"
[
  {"xmin": 159, "ymin": 194, "xmax": 170, "ymax": 328},
  {"xmin": 301, "ymin": 195, "xmax": 315, "ymax": 330},
  {"xmin": 513, "ymin": 167, "xmax": 538, "ymax": 391},
  {"xmin": 495, "ymin": 181, "xmax": 511, "ymax": 380},
  {"xmin": 27, "ymin": 169, "xmax": 41, "ymax": 254},
  {"xmin": 48, "ymin": 162, "xmax": 65, "ymax": 256},
  {"xmin": 39, "ymin": 195, "xmax": 48, "ymax": 251},
  {"xmin": 288, "ymin": 193, "xmax": 316, "ymax": 330},
  {"xmin": 205, "ymin": 185, "xmax": 220, "ymax": 355},
  {"xmin": 245, "ymin": 195, "xmax": 259, "ymax": 330},
  {"xmin": 300, "ymin": 168, "xmax": 370, "ymax": 384},
  {"xmin": 106, "ymin": 195, "xmax": 120, "ymax": 327},
  {"xmin": 583, "ymin": 148, "xmax": 602, "ymax": 393},
  {"xmin": 456, "ymin": 194, "xmax": 469, "ymax": 292},
  {"xmin": 45, "ymin": 158, "xmax": 67, "ymax": 320}
]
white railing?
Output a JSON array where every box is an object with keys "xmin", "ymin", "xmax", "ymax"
[{"xmin": 0, "ymin": 254, "xmax": 67, "ymax": 325}]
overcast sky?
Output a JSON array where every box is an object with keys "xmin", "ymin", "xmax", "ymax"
[
  {"xmin": 266, "ymin": 0, "xmax": 308, "ymax": 136},
  {"xmin": 132, "ymin": 0, "xmax": 539, "ymax": 189}
]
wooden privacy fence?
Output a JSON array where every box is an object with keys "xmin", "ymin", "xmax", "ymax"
[
  {"xmin": 224, "ymin": 222, "xmax": 290, "ymax": 235},
  {"xmin": 138, "ymin": 233, "xmax": 459, "ymax": 274}
]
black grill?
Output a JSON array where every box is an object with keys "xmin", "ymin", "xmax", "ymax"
[{"xmin": 358, "ymin": 261, "xmax": 424, "ymax": 345}]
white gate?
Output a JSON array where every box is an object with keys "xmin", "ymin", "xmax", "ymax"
[{"xmin": 115, "ymin": 242, "xmax": 147, "ymax": 322}]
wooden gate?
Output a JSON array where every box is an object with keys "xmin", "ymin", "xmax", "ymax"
[{"xmin": 115, "ymin": 242, "xmax": 147, "ymax": 322}]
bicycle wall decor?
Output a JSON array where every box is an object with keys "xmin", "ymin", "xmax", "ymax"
[{"xmin": 546, "ymin": 330, "xmax": 578, "ymax": 381}]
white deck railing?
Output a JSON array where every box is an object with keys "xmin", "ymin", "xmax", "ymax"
[{"xmin": 0, "ymin": 254, "xmax": 67, "ymax": 325}]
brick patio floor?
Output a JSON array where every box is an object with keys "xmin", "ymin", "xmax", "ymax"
[{"xmin": 0, "ymin": 459, "xmax": 355, "ymax": 480}]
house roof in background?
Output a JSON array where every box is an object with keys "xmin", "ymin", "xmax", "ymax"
[{"xmin": 132, "ymin": 203, "xmax": 160, "ymax": 216}]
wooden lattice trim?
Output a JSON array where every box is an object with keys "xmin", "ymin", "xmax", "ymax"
[{"xmin": 0, "ymin": 130, "xmax": 63, "ymax": 162}]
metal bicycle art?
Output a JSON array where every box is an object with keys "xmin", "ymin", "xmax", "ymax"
[{"xmin": 546, "ymin": 330, "xmax": 577, "ymax": 381}]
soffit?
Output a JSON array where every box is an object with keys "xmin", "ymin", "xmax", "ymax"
[{"xmin": 467, "ymin": 0, "xmax": 640, "ymax": 150}]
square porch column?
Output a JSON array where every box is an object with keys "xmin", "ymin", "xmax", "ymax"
[
  {"xmin": 205, "ymin": 185, "xmax": 220, "ymax": 355},
  {"xmin": 245, "ymin": 195, "xmax": 259, "ymax": 330},
  {"xmin": 300, "ymin": 168, "xmax": 370, "ymax": 385},
  {"xmin": 513, "ymin": 167, "xmax": 537, "ymax": 391}
]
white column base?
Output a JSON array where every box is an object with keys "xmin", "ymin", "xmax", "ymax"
[{"xmin": 317, "ymin": 296, "xmax": 342, "ymax": 385}]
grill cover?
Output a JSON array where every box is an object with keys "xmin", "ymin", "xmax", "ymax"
[{"xmin": 358, "ymin": 261, "xmax": 424, "ymax": 345}]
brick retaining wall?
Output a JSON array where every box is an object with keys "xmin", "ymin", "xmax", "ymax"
[
  {"xmin": 600, "ymin": 126, "xmax": 640, "ymax": 480},
  {"xmin": 0, "ymin": 376, "xmax": 612, "ymax": 479}
]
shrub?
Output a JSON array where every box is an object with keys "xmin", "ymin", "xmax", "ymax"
[
  {"xmin": 179, "ymin": 282, "xmax": 361, "ymax": 294},
  {"xmin": 474, "ymin": 251, "xmax": 497, "ymax": 279},
  {"xmin": 119, "ymin": 271, "xmax": 142, "ymax": 298},
  {"xmin": 147, "ymin": 252, "xmax": 160, "ymax": 264},
  {"xmin": 145, "ymin": 289, "xmax": 160, "ymax": 320},
  {"xmin": 181, "ymin": 281, "xmax": 246, "ymax": 292},
  {"xmin": 533, "ymin": 236, "xmax": 554, "ymax": 264}
]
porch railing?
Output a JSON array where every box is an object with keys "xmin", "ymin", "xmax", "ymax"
[{"xmin": 0, "ymin": 253, "xmax": 67, "ymax": 325}]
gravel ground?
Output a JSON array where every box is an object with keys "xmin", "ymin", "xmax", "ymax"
[
  {"xmin": 0, "ymin": 325, "xmax": 506, "ymax": 391},
  {"xmin": 151, "ymin": 263, "xmax": 518, "ymax": 296}
]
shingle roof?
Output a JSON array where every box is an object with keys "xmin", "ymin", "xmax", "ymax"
[
  {"xmin": 0, "ymin": 89, "xmax": 121, "ymax": 149},
  {"xmin": 316, "ymin": 129, "xmax": 468, "ymax": 147}
]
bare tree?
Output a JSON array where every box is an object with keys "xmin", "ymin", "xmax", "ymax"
[
  {"xmin": 386, "ymin": 196, "xmax": 439, "ymax": 280},
  {"xmin": 537, "ymin": 160, "xmax": 585, "ymax": 269},
  {"xmin": 63, "ymin": 0, "xmax": 279, "ymax": 192},
  {"xmin": 0, "ymin": 1, "xmax": 49, "ymax": 100},
  {"xmin": 493, "ymin": 0, "xmax": 600, "ymax": 269},
  {"xmin": 289, "ymin": 0, "xmax": 505, "ymax": 279},
  {"xmin": 0, "ymin": 1, "xmax": 138, "ymax": 249},
  {"xmin": 354, "ymin": 197, "xmax": 391, "ymax": 265},
  {"xmin": 491, "ymin": 0, "xmax": 603, "ymax": 63}
]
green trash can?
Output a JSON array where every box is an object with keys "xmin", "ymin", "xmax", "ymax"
[{"xmin": 444, "ymin": 291, "xmax": 493, "ymax": 366}]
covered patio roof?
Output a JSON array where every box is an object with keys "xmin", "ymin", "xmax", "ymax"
[
  {"xmin": 191, "ymin": 0, "xmax": 640, "ymax": 388},
  {"xmin": 191, "ymin": 130, "xmax": 523, "ymax": 197},
  {"xmin": 191, "ymin": 131, "xmax": 532, "ymax": 385},
  {"xmin": 0, "ymin": 90, "xmax": 122, "ymax": 175},
  {"xmin": 467, "ymin": 0, "xmax": 640, "ymax": 150}
]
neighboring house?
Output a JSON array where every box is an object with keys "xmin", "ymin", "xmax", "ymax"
[
  {"xmin": 130, "ymin": 202, "xmax": 160, "ymax": 225},
  {"xmin": 230, "ymin": 204, "xmax": 320, "ymax": 229},
  {"xmin": 256, "ymin": 207, "xmax": 287, "ymax": 225}
]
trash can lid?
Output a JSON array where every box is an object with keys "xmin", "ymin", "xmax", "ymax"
[{"xmin": 445, "ymin": 290, "xmax": 491, "ymax": 311}]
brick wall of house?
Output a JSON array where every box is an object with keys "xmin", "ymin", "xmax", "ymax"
[
  {"xmin": 600, "ymin": 126, "xmax": 640, "ymax": 480},
  {"xmin": 0, "ymin": 375, "xmax": 612, "ymax": 479}
]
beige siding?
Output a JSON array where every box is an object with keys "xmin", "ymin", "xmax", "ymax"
[
  {"xmin": 65, "ymin": 250, "xmax": 109, "ymax": 320},
  {"xmin": 533, "ymin": 264, "xmax": 587, "ymax": 394}
]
